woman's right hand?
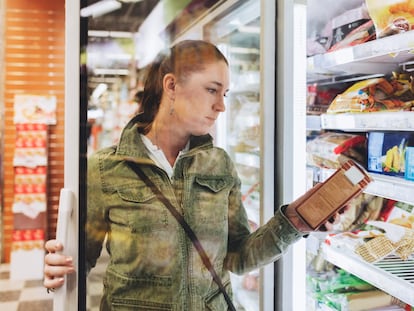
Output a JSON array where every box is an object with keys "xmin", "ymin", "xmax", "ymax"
[{"xmin": 43, "ymin": 239, "xmax": 76, "ymax": 290}]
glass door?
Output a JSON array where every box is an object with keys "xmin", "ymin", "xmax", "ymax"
[{"xmin": 203, "ymin": 1, "xmax": 270, "ymax": 309}]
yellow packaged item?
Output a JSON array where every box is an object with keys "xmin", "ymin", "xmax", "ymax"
[{"xmin": 327, "ymin": 77, "xmax": 409, "ymax": 113}]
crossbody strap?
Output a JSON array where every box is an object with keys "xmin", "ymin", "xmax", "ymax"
[{"xmin": 127, "ymin": 161, "xmax": 237, "ymax": 311}]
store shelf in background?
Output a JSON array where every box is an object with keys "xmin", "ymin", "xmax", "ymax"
[
  {"xmin": 314, "ymin": 167, "xmax": 414, "ymax": 206},
  {"xmin": 319, "ymin": 111, "xmax": 414, "ymax": 131},
  {"xmin": 234, "ymin": 152, "xmax": 260, "ymax": 168},
  {"xmin": 307, "ymin": 30, "xmax": 414, "ymax": 77},
  {"xmin": 365, "ymin": 173, "xmax": 414, "ymax": 206},
  {"xmin": 322, "ymin": 243, "xmax": 414, "ymax": 307},
  {"xmin": 231, "ymin": 83, "xmax": 260, "ymax": 94}
]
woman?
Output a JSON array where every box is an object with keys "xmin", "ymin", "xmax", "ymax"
[{"xmin": 44, "ymin": 40, "xmax": 336, "ymax": 310}]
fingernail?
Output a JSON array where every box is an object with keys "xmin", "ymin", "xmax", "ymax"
[{"xmin": 66, "ymin": 257, "xmax": 73, "ymax": 263}]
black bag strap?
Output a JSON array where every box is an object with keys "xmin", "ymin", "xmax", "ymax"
[{"xmin": 127, "ymin": 161, "xmax": 237, "ymax": 311}]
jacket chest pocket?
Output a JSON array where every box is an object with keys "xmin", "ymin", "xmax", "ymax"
[
  {"xmin": 190, "ymin": 176, "xmax": 233, "ymax": 226},
  {"xmin": 109, "ymin": 183, "xmax": 170, "ymax": 232}
]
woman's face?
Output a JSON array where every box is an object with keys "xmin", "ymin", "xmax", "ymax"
[{"xmin": 172, "ymin": 60, "xmax": 229, "ymax": 136}]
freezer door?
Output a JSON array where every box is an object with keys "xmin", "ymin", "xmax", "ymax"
[
  {"xmin": 54, "ymin": 0, "xmax": 80, "ymax": 310},
  {"xmin": 203, "ymin": 0, "xmax": 276, "ymax": 310}
]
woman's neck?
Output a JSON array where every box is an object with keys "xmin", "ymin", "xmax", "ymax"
[{"xmin": 146, "ymin": 120, "xmax": 189, "ymax": 166}]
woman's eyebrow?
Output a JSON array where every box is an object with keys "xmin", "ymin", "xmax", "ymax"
[{"xmin": 210, "ymin": 81, "xmax": 229, "ymax": 91}]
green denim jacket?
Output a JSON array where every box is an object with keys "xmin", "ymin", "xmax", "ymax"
[{"xmin": 86, "ymin": 115, "xmax": 304, "ymax": 310}]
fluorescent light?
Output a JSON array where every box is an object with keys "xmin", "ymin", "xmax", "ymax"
[
  {"xmin": 88, "ymin": 30, "xmax": 134, "ymax": 38},
  {"xmin": 93, "ymin": 68, "xmax": 130, "ymax": 75},
  {"xmin": 80, "ymin": 0, "xmax": 122, "ymax": 18}
]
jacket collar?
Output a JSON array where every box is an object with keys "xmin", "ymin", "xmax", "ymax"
[{"xmin": 115, "ymin": 114, "xmax": 214, "ymax": 161}]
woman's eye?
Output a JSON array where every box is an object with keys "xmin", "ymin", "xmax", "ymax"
[{"xmin": 207, "ymin": 88, "xmax": 217, "ymax": 94}]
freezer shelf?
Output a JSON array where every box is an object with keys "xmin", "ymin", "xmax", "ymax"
[
  {"xmin": 320, "ymin": 111, "xmax": 414, "ymax": 132},
  {"xmin": 365, "ymin": 173, "xmax": 414, "ymax": 206},
  {"xmin": 322, "ymin": 243, "xmax": 414, "ymax": 306},
  {"xmin": 307, "ymin": 30, "xmax": 414, "ymax": 77}
]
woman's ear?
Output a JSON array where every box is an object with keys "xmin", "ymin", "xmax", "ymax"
[{"xmin": 163, "ymin": 73, "xmax": 176, "ymax": 98}]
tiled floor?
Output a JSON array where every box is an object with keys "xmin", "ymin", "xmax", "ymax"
[
  {"xmin": 0, "ymin": 250, "xmax": 109, "ymax": 311},
  {"xmin": 0, "ymin": 263, "xmax": 52, "ymax": 311}
]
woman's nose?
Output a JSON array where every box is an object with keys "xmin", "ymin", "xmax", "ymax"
[{"xmin": 214, "ymin": 97, "xmax": 226, "ymax": 112}]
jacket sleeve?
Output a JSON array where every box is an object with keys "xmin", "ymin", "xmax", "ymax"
[
  {"xmin": 85, "ymin": 150, "xmax": 111, "ymax": 272},
  {"xmin": 224, "ymin": 171, "xmax": 305, "ymax": 275}
]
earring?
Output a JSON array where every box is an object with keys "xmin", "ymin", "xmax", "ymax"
[{"xmin": 169, "ymin": 98, "xmax": 175, "ymax": 115}]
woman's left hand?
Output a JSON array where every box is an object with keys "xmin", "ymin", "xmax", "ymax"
[{"xmin": 283, "ymin": 184, "xmax": 347, "ymax": 233}]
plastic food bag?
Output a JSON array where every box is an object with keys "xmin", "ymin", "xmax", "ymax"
[
  {"xmin": 306, "ymin": 132, "xmax": 367, "ymax": 169},
  {"xmin": 366, "ymin": 0, "xmax": 414, "ymax": 38},
  {"xmin": 327, "ymin": 77, "xmax": 413, "ymax": 113}
]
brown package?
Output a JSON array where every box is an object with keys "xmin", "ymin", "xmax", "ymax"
[{"xmin": 296, "ymin": 159, "xmax": 372, "ymax": 230}]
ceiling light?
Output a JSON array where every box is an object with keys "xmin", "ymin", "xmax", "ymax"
[
  {"xmin": 80, "ymin": 0, "xmax": 122, "ymax": 18},
  {"xmin": 93, "ymin": 68, "xmax": 130, "ymax": 76},
  {"xmin": 88, "ymin": 30, "xmax": 134, "ymax": 38}
]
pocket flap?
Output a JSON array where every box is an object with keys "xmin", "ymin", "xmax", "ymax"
[{"xmin": 195, "ymin": 176, "xmax": 232, "ymax": 193}]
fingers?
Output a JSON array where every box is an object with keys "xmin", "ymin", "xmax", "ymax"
[
  {"xmin": 45, "ymin": 239, "xmax": 64, "ymax": 253},
  {"xmin": 283, "ymin": 204, "xmax": 313, "ymax": 233},
  {"xmin": 44, "ymin": 262, "xmax": 75, "ymax": 281},
  {"xmin": 43, "ymin": 274, "xmax": 65, "ymax": 289},
  {"xmin": 319, "ymin": 212, "xmax": 341, "ymax": 231},
  {"xmin": 284, "ymin": 184, "xmax": 325, "ymax": 233},
  {"xmin": 44, "ymin": 240, "xmax": 75, "ymax": 290},
  {"xmin": 45, "ymin": 251, "xmax": 73, "ymax": 266},
  {"xmin": 43, "ymin": 255, "xmax": 75, "ymax": 289}
]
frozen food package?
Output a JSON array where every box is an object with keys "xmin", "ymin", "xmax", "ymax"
[
  {"xmin": 329, "ymin": 4, "xmax": 372, "ymax": 47},
  {"xmin": 306, "ymin": 132, "xmax": 367, "ymax": 169},
  {"xmin": 366, "ymin": 0, "xmax": 414, "ymax": 38},
  {"xmin": 334, "ymin": 193, "xmax": 384, "ymax": 232},
  {"xmin": 328, "ymin": 19, "xmax": 376, "ymax": 52},
  {"xmin": 355, "ymin": 220, "xmax": 414, "ymax": 262},
  {"xmin": 296, "ymin": 158, "xmax": 372, "ymax": 230},
  {"xmin": 327, "ymin": 77, "xmax": 413, "ymax": 113},
  {"xmin": 367, "ymin": 132, "xmax": 414, "ymax": 177},
  {"xmin": 323, "ymin": 290, "xmax": 396, "ymax": 311},
  {"xmin": 307, "ymin": 83, "xmax": 351, "ymax": 115},
  {"xmin": 380, "ymin": 200, "xmax": 414, "ymax": 229},
  {"xmin": 307, "ymin": 0, "xmax": 367, "ymax": 55}
]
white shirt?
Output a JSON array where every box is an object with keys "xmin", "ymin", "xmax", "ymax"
[{"xmin": 140, "ymin": 134, "xmax": 189, "ymax": 179}]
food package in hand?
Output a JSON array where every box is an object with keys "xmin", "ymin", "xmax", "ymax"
[{"xmin": 296, "ymin": 158, "xmax": 372, "ymax": 230}]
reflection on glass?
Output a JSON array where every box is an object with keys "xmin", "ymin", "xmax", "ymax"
[
  {"xmin": 204, "ymin": 1, "xmax": 262, "ymax": 309},
  {"xmin": 84, "ymin": 1, "xmax": 263, "ymax": 311}
]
